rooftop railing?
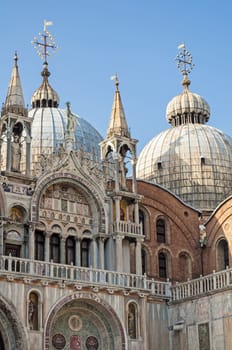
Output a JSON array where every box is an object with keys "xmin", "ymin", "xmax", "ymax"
[{"xmin": 172, "ymin": 267, "xmax": 232, "ymax": 301}]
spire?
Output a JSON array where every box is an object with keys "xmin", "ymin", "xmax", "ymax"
[
  {"xmin": 106, "ymin": 75, "xmax": 130, "ymax": 138},
  {"xmin": 3, "ymin": 51, "xmax": 27, "ymax": 117}
]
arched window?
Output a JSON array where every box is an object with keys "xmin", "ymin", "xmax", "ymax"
[
  {"xmin": 217, "ymin": 239, "xmax": 229, "ymax": 271},
  {"xmin": 141, "ymin": 248, "xmax": 146, "ymax": 275},
  {"xmin": 158, "ymin": 252, "xmax": 167, "ymax": 278},
  {"xmin": 156, "ymin": 218, "xmax": 166, "ymax": 243},
  {"xmin": 139, "ymin": 210, "xmax": 145, "ymax": 236},
  {"xmin": 50, "ymin": 234, "xmax": 60, "ymax": 263},
  {"xmin": 81, "ymin": 239, "xmax": 89, "ymax": 267},
  {"xmin": 35, "ymin": 231, "xmax": 45, "ymax": 261},
  {"xmin": 28, "ymin": 292, "xmax": 39, "ymax": 330},
  {"xmin": 128, "ymin": 302, "xmax": 137, "ymax": 339},
  {"xmin": 66, "ymin": 236, "xmax": 75, "ymax": 265}
]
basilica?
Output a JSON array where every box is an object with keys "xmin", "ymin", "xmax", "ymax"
[{"xmin": 0, "ymin": 26, "xmax": 232, "ymax": 350}]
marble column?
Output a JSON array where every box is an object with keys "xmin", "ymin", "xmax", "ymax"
[
  {"xmin": 98, "ymin": 238, "xmax": 105, "ymax": 269},
  {"xmin": 91, "ymin": 239, "xmax": 97, "ymax": 268},
  {"xmin": 6, "ymin": 129, "xmax": 11, "ymax": 172},
  {"xmin": 135, "ymin": 239, "xmax": 142, "ymax": 275},
  {"xmin": 60, "ymin": 237, "xmax": 66, "ymax": 264},
  {"xmin": 0, "ymin": 219, "xmax": 4, "ymax": 256},
  {"xmin": 115, "ymin": 196, "xmax": 121, "ymax": 223},
  {"xmin": 131, "ymin": 157, "xmax": 137, "ymax": 193},
  {"xmin": 75, "ymin": 238, "xmax": 81, "ymax": 266},
  {"xmin": 44, "ymin": 234, "xmax": 50, "ymax": 262},
  {"xmin": 115, "ymin": 236, "xmax": 123, "ymax": 272},
  {"xmin": 26, "ymin": 137, "xmax": 31, "ymax": 176},
  {"xmin": 28, "ymin": 224, "xmax": 35, "ymax": 259},
  {"xmin": 134, "ymin": 200, "xmax": 139, "ymax": 225}
]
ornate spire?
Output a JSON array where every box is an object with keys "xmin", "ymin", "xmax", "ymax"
[
  {"xmin": 31, "ymin": 21, "xmax": 59, "ymax": 108},
  {"xmin": 3, "ymin": 51, "xmax": 27, "ymax": 117},
  {"xmin": 106, "ymin": 75, "xmax": 130, "ymax": 138}
]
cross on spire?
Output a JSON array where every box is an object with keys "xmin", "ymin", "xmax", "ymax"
[{"xmin": 31, "ymin": 20, "xmax": 58, "ymax": 63}]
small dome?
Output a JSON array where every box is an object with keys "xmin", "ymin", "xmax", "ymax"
[
  {"xmin": 166, "ymin": 76, "xmax": 210, "ymax": 126},
  {"xmin": 29, "ymin": 107, "xmax": 103, "ymax": 171},
  {"xmin": 31, "ymin": 63, "xmax": 59, "ymax": 108},
  {"xmin": 137, "ymin": 124, "xmax": 232, "ymax": 210}
]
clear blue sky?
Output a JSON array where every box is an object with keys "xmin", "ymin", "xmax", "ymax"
[{"xmin": 1, "ymin": 0, "xmax": 232, "ymax": 153}]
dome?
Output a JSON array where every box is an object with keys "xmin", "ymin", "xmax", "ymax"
[
  {"xmin": 137, "ymin": 47, "xmax": 232, "ymax": 211},
  {"xmin": 137, "ymin": 123, "xmax": 232, "ymax": 211},
  {"xmin": 29, "ymin": 107, "xmax": 103, "ymax": 169},
  {"xmin": 27, "ymin": 61, "xmax": 103, "ymax": 173}
]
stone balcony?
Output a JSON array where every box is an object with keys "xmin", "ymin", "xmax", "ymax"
[
  {"xmin": 0, "ymin": 255, "xmax": 171, "ymax": 298},
  {"xmin": 112, "ymin": 220, "xmax": 143, "ymax": 236},
  {"xmin": 171, "ymin": 267, "xmax": 232, "ymax": 302}
]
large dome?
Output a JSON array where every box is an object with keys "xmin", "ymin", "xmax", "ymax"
[
  {"xmin": 137, "ymin": 124, "xmax": 232, "ymax": 210},
  {"xmin": 137, "ymin": 60, "xmax": 232, "ymax": 211}
]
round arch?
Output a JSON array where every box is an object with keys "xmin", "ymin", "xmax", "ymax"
[
  {"xmin": 0, "ymin": 294, "xmax": 28, "ymax": 350},
  {"xmin": 31, "ymin": 172, "xmax": 106, "ymax": 233},
  {"xmin": 44, "ymin": 292, "xmax": 127, "ymax": 350}
]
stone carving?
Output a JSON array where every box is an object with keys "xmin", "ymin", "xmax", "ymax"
[
  {"xmin": 11, "ymin": 134, "xmax": 22, "ymax": 172},
  {"xmin": 28, "ymin": 292, "xmax": 38, "ymax": 330},
  {"xmin": 128, "ymin": 303, "xmax": 137, "ymax": 339},
  {"xmin": 66, "ymin": 102, "xmax": 76, "ymax": 136}
]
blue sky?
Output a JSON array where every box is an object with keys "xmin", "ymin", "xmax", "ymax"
[{"xmin": 1, "ymin": 0, "xmax": 232, "ymax": 153}]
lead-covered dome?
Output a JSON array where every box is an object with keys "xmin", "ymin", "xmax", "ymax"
[
  {"xmin": 137, "ymin": 49, "xmax": 232, "ymax": 211},
  {"xmin": 28, "ymin": 63, "xmax": 102, "ymax": 172},
  {"xmin": 29, "ymin": 108, "xmax": 103, "ymax": 166}
]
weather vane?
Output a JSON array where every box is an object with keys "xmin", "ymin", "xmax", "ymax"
[
  {"xmin": 31, "ymin": 20, "xmax": 58, "ymax": 63},
  {"xmin": 175, "ymin": 44, "xmax": 195, "ymax": 76}
]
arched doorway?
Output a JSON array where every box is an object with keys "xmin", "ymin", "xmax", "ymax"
[{"xmin": 44, "ymin": 292, "xmax": 126, "ymax": 350}]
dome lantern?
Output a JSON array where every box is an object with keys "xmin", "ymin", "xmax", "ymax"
[{"xmin": 166, "ymin": 45, "xmax": 210, "ymax": 126}]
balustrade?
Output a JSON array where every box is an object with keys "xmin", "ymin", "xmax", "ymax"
[
  {"xmin": 172, "ymin": 268, "xmax": 232, "ymax": 301},
  {"xmin": 112, "ymin": 220, "xmax": 142, "ymax": 235},
  {"xmin": 0, "ymin": 255, "xmax": 170, "ymax": 298}
]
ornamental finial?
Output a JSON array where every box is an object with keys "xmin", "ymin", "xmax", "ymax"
[
  {"xmin": 110, "ymin": 74, "xmax": 119, "ymax": 91},
  {"xmin": 175, "ymin": 44, "xmax": 195, "ymax": 77},
  {"xmin": 31, "ymin": 20, "xmax": 58, "ymax": 63}
]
